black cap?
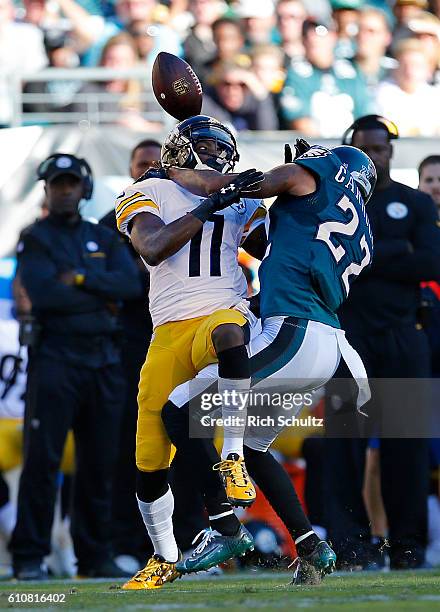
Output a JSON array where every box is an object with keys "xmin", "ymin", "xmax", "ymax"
[{"xmin": 39, "ymin": 155, "xmax": 86, "ymax": 183}]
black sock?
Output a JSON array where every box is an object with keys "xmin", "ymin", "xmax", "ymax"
[
  {"xmin": 244, "ymin": 445, "xmax": 319, "ymax": 555},
  {"xmin": 162, "ymin": 401, "xmax": 241, "ymax": 537},
  {"xmin": 205, "ymin": 488, "xmax": 240, "ymax": 537}
]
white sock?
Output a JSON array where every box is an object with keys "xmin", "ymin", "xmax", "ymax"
[
  {"xmin": 218, "ymin": 377, "xmax": 250, "ymax": 459},
  {"xmin": 137, "ymin": 487, "xmax": 178, "ymax": 562}
]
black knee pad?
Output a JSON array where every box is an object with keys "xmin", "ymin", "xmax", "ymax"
[
  {"xmin": 136, "ymin": 468, "xmax": 169, "ymax": 502},
  {"xmin": 217, "ymin": 345, "xmax": 250, "ymax": 379}
]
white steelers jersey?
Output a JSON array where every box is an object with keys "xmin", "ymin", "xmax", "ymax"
[{"xmin": 115, "ymin": 178, "xmax": 266, "ymax": 329}]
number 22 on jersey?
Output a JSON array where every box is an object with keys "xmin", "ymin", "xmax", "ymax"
[{"xmin": 316, "ymin": 194, "xmax": 372, "ymax": 296}]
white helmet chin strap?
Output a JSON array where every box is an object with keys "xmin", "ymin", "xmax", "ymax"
[{"xmin": 192, "ymin": 146, "xmax": 231, "ymax": 174}]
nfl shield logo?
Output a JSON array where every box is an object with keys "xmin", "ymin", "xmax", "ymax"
[{"xmin": 172, "ymin": 78, "xmax": 190, "ymax": 96}]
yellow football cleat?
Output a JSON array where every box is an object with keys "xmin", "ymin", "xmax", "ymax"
[
  {"xmin": 213, "ymin": 453, "xmax": 256, "ymax": 507},
  {"xmin": 122, "ymin": 554, "xmax": 181, "ymax": 590}
]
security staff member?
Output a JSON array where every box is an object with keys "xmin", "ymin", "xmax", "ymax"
[
  {"xmin": 10, "ymin": 153, "xmax": 141, "ymax": 580},
  {"xmin": 325, "ymin": 115, "xmax": 440, "ymax": 570}
]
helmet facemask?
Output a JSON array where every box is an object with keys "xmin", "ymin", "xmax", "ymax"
[{"xmin": 161, "ymin": 117, "xmax": 240, "ymax": 174}]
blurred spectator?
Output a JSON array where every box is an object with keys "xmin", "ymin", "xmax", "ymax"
[
  {"xmin": 392, "ymin": 0, "xmax": 428, "ymax": 46},
  {"xmin": 419, "ymin": 154, "xmax": 440, "ymax": 209},
  {"xmin": 57, "ymin": 0, "xmax": 181, "ymax": 67},
  {"xmin": 77, "ymin": 33, "xmax": 162, "ymax": 130},
  {"xmin": 331, "ymin": 0, "xmax": 362, "ymax": 59},
  {"xmin": 10, "ymin": 153, "xmax": 141, "ymax": 580},
  {"xmin": 405, "ymin": 11, "xmax": 440, "ymax": 83},
  {"xmin": 251, "ymin": 44, "xmax": 286, "ymax": 94},
  {"xmin": 394, "ymin": 0, "xmax": 428, "ymax": 29},
  {"xmin": 376, "ymin": 38, "xmax": 440, "ymax": 136},
  {"xmin": 279, "ymin": 18, "xmax": 373, "ymax": 136},
  {"xmin": 202, "ymin": 60, "xmax": 279, "ymax": 130},
  {"xmin": 127, "ymin": 18, "xmax": 159, "ymax": 63},
  {"xmin": 234, "ymin": 0, "xmax": 275, "ymax": 48},
  {"xmin": 0, "ymin": 0, "xmax": 47, "ymax": 127},
  {"xmin": 202, "ymin": 16, "xmax": 249, "ymax": 79},
  {"xmin": 275, "ymin": 0, "xmax": 307, "ymax": 66},
  {"xmin": 250, "ymin": 44, "xmax": 286, "ymax": 121},
  {"xmin": 18, "ymin": 0, "xmax": 72, "ymax": 35},
  {"xmin": 183, "ymin": 0, "xmax": 225, "ymax": 80},
  {"xmin": 21, "ymin": 0, "xmax": 46, "ymax": 25},
  {"xmin": 353, "ymin": 7, "xmax": 395, "ymax": 89},
  {"xmin": 23, "ymin": 31, "xmax": 82, "ymax": 116}
]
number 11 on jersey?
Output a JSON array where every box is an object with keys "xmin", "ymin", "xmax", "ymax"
[{"xmin": 189, "ymin": 214, "xmax": 225, "ymax": 277}]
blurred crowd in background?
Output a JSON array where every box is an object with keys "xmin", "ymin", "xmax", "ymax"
[{"xmin": 1, "ymin": 0, "xmax": 440, "ymax": 134}]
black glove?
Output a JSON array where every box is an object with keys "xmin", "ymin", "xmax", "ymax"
[
  {"xmin": 284, "ymin": 138, "xmax": 312, "ymax": 163},
  {"xmin": 133, "ymin": 164, "xmax": 168, "ymax": 183},
  {"xmin": 191, "ymin": 168, "xmax": 265, "ymax": 223}
]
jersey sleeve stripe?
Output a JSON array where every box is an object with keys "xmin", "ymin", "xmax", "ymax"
[
  {"xmin": 116, "ymin": 191, "xmax": 147, "ymax": 214},
  {"xmin": 116, "ymin": 200, "xmax": 159, "ymax": 230},
  {"xmin": 116, "ymin": 198, "xmax": 159, "ymax": 219}
]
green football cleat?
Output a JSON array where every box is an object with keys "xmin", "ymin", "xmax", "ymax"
[
  {"xmin": 176, "ymin": 526, "xmax": 254, "ymax": 574},
  {"xmin": 290, "ymin": 541, "xmax": 337, "ymax": 586}
]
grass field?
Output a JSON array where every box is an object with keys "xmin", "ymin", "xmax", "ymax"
[{"xmin": 1, "ymin": 570, "xmax": 440, "ymax": 611}]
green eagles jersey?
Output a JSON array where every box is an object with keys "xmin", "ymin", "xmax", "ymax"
[
  {"xmin": 279, "ymin": 59, "xmax": 374, "ymax": 137},
  {"xmin": 258, "ymin": 146, "xmax": 373, "ymax": 328}
]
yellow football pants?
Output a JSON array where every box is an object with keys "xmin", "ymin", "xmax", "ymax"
[{"xmin": 136, "ymin": 309, "xmax": 247, "ymax": 472}]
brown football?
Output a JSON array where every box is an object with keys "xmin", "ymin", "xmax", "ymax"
[{"xmin": 152, "ymin": 52, "xmax": 203, "ymax": 121}]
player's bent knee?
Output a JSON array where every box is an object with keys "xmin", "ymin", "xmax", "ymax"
[
  {"xmin": 136, "ymin": 467, "xmax": 169, "ymax": 502},
  {"xmin": 212, "ymin": 323, "xmax": 245, "ymax": 353}
]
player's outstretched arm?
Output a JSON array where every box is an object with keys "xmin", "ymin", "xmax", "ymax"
[
  {"xmin": 130, "ymin": 169, "xmax": 263, "ymax": 265},
  {"xmin": 168, "ymin": 164, "xmax": 315, "ymax": 199}
]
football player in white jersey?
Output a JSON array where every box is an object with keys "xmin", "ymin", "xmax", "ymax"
[{"xmin": 115, "ymin": 115, "xmax": 266, "ymax": 589}]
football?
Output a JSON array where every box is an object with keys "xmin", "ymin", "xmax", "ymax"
[{"xmin": 152, "ymin": 52, "xmax": 203, "ymax": 121}]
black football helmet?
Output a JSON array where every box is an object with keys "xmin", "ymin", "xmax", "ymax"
[
  {"xmin": 161, "ymin": 115, "xmax": 240, "ymax": 173},
  {"xmin": 332, "ymin": 145, "xmax": 377, "ymax": 204}
]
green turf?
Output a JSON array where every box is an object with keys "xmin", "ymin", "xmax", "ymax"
[{"xmin": 1, "ymin": 570, "xmax": 439, "ymax": 611}]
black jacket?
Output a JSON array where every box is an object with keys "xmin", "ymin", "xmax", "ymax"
[
  {"xmin": 18, "ymin": 214, "xmax": 141, "ymax": 367},
  {"xmin": 339, "ymin": 181, "xmax": 440, "ymax": 332},
  {"xmin": 99, "ymin": 209, "xmax": 153, "ymax": 344}
]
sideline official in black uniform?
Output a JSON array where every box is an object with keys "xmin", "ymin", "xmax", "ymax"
[
  {"xmin": 325, "ymin": 115, "xmax": 440, "ymax": 569},
  {"xmin": 10, "ymin": 153, "xmax": 141, "ymax": 580}
]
